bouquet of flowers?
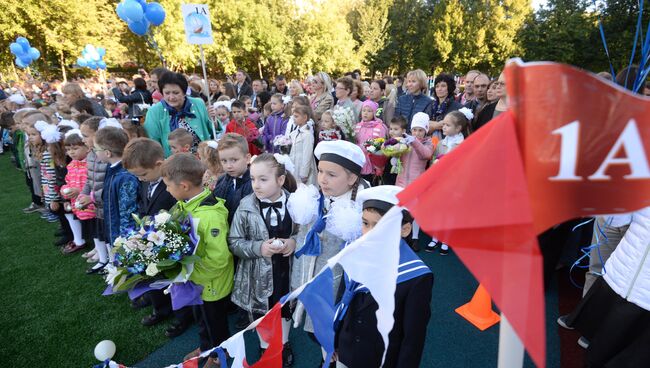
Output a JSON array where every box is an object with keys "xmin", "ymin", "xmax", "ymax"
[
  {"xmin": 331, "ymin": 106, "xmax": 357, "ymax": 142},
  {"xmin": 363, "ymin": 137, "xmax": 385, "ymax": 155},
  {"xmin": 381, "ymin": 137, "xmax": 411, "ymax": 174},
  {"xmin": 273, "ymin": 134, "xmax": 293, "ymax": 154},
  {"xmin": 105, "ymin": 211, "xmax": 200, "ymax": 293}
]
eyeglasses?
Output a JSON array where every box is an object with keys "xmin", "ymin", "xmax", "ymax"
[{"xmin": 92, "ymin": 147, "xmax": 108, "ymax": 153}]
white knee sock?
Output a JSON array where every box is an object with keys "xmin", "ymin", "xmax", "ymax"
[
  {"xmin": 441, "ymin": 243, "xmax": 449, "ymax": 250},
  {"xmin": 413, "ymin": 221, "xmax": 420, "ymax": 240},
  {"xmin": 106, "ymin": 242, "xmax": 114, "ymax": 263},
  {"xmin": 64, "ymin": 214, "xmax": 85, "ymax": 246},
  {"xmin": 94, "ymin": 238, "xmax": 108, "ymax": 263}
]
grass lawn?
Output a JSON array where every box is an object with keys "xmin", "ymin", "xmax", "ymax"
[{"xmin": 0, "ymin": 153, "xmax": 168, "ymax": 366}]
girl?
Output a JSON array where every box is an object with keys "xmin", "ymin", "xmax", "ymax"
[
  {"xmin": 16, "ymin": 109, "xmax": 45, "ymax": 216},
  {"xmin": 354, "ymin": 100, "xmax": 388, "ymax": 183},
  {"xmin": 197, "ymin": 140, "xmax": 223, "ymax": 191},
  {"xmin": 288, "ymin": 105, "xmax": 317, "ymax": 185},
  {"xmin": 120, "ymin": 119, "xmax": 147, "ymax": 141},
  {"xmin": 76, "ymin": 117, "xmax": 110, "ymax": 273},
  {"xmin": 317, "ymin": 110, "xmax": 342, "ymax": 142},
  {"xmin": 212, "ymin": 100, "xmax": 231, "ymax": 140},
  {"xmin": 289, "ymin": 140, "xmax": 368, "ymax": 363},
  {"xmin": 23, "ymin": 113, "xmax": 53, "ymax": 221},
  {"xmin": 262, "ymin": 94, "xmax": 289, "ymax": 153},
  {"xmin": 396, "ymin": 112, "xmax": 435, "ymax": 251},
  {"xmin": 435, "ymin": 108, "xmax": 472, "ymax": 158},
  {"xmin": 60, "ymin": 129, "xmax": 96, "ymax": 254},
  {"xmin": 284, "ymin": 95, "xmax": 310, "ymax": 135},
  {"xmin": 228, "ymin": 153, "xmax": 298, "ymax": 366}
]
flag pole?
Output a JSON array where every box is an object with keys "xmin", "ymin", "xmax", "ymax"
[
  {"xmin": 199, "ymin": 44, "xmax": 217, "ymax": 140},
  {"xmin": 497, "ymin": 313, "xmax": 525, "ymax": 368}
]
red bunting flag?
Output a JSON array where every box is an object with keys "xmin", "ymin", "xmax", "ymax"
[
  {"xmin": 398, "ymin": 60, "xmax": 650, "ymax": 368},
  {"xmin": 246, "ymin": 303, "xmax": 283, "ymax": 368}
]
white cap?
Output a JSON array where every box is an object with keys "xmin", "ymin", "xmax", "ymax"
[
  {"xmin": 411, "ymin": 112, "xmax": 429, "ymax": 131},
  {"xmin": 314, "ymin": 140, "xmax": 366, "ymax": 176},
  {"xmin": 8, "ymin": 94, "xmax": 26, "ymax": 105},
  {"xmin": 356, "ymin": 185, "xmax": 403, "ymax": 212}
]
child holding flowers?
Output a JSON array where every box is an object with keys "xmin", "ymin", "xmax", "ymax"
[{"xmin": 355, "ymin": 100, "xmax": 388, "ymax": 183}]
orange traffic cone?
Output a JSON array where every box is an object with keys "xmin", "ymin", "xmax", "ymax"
[{"xmin": 455, "ymin": 284, "xmax": 500, "ymax": 331}]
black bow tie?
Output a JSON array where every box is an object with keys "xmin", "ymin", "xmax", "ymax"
[
  {"xmin": 260, "ymin": 201, "xmax": 282, "ymax": 209},
  {"xmin": 260, "ymin": 201, "xmax": 283, "ymax": 227}
]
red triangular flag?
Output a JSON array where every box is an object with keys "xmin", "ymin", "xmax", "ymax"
[
  {"xmin": 398, "ymin": 111, "xmax": 545, "ymax": 367},
  {"xmin": 245, "ymin": 303, "xmax": 283, "ymax": 368},
  {"xmin": 180, "ymin": 357, "xmax": 199, "ymax": 368}
]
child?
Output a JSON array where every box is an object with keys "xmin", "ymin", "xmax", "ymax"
[
  {"xmin": 396, "ymin": 112, "xmax": 435, "ymax": 251},
  {"xmin": 336, "ymin": 185, "xmax": 433, "ymax": 368},
  {"xmin": 14, "ymin": 109, "xmax": 44, "ymax": 214},
  {"xmin": 212, "ymin": 133, "xmax": 253, "ymax": 225},
  {"xmin": 289, "ymin": 140, "xmax": 368, "ymax": 356},
  {"xmin": 425, "ymin": 109, "xmax": 471, "ymax": 255},
  {"xmin": 23, "ymin": 113, "xmax": 54, "ymax": 222},
  {"xmin": 262, "ymin": 93, "xmax": 289, "ymax": 153},
  {"xmin": 212, "ymin": 101, "xmax": 231, "ymax": 140},
  {"xmin": 162, "ymin": 154, "xmax": 233, "ymax": 367},
  {"xmin": 240, "ymin": 95, "xmax": 262, "ymax": 127},
  {"xmin": 76, "ymin": 117, "xmax": 110, "ymax": 273},
  {"xmin": 168, "ymin": 128, "xmax": 193, "ymax": 155},
  {"xmin": 197, "ymin": 140, "xmax": 223, "ymax": 191},
  {"xmin": 382, "ymin": 116, "xmax": 409, "ymax": 186},
  {"xmin": 226, "ymin": 100, "xmax": 261, "ymax": 155},
  {"xmin": 317, "ymin": 110, "xmax": 342, "ymax": 142},
  {"xmin": 288, "ymin": 105, "xmax": 317, "ymax": 185},
  {"xmin": 228, "ymin": 153, "xmax": 298, "ymax": 365},
  {"xmin": 93, "ymin": 126, "xmax": 139, "ymax": 248},
  {"xmin": 120, "ymin": 119, "xmax": 147, "ymax": 141},
  {"xmin": 60, "ymin": 129, "xmax": 96, "ymax": 254},
  {"xmin": 354, "ymin": 100, "xmax": 388, "ymax": 182},
  {"xmin": 123, "ymin": 138, "xmax": 193, "ymax": 338}
]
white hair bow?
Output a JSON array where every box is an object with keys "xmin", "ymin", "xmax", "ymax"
[
  {"xmin": 282, "ymin": 95, "xmax": 292, "ymax": 104},
  {"xmin": 458, "ymin": 107, "xmax": 474, "ymax": 121},
  {"xmin": 64, "ymin": 128, "xmax": 83, "ymax": 140},
  {"xmin": 58, "ymin": 119, "xmax": 80, "ymax": 130},
  {"xmin": 206, "ymin": 140, "xmax": 218, "ymax": 150},
  {"xmin": 273, "ymin": 153, "xmax": 296, "ymax": 176},
  {"xmin": 41, "ymin": 125, "xmax": 62, "ymax": 144},
  {"xmin": 98, "ymin": 118, "xmax": 123, "ymax": 130},
  {"xmin": 34, "ymin": 120, "xmax": 50, "ymax": 132},
  {"xmin": 213, "ymin": 100, "xmax": 232, "ymax": 112}
]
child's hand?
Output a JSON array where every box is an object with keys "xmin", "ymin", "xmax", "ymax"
[
  {"xmin": 50, "ymin": 202, "xmax": 60, "ymax": 212},
  {"xmin": 402, "ymin": 134, "xmax": 415, "ymax": 145},
  {"xmin": 429, "ymin": 120, "xmax": 444, "ymax": 132},
  {"xmin": 279, "ymin": 238, "xmax": 296, "ymax": 257},
  {"xmin": 261, "ymin": 239, "xmax": 277, "ymax": 257},
  {"xmin": 67, "ymin": 188, "xmax": 80, "ymax": 198},
  {"xmin": 207, "ymin": 106, "xmax": 217, "ymax": 119},
  {"xmin": 77, "ymin": 194, "xmax": 91, "ymax": 206}
]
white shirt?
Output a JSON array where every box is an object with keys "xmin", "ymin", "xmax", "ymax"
[{"xmin": 260, "ymin": 192, "xmax": 287, "ymax": 226}]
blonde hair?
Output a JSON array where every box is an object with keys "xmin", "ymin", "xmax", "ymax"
[
  {"xmin": 197, "ymin": 141, "xmax": 223, "ymax": 177},
  {"xmin": 218, "ymin": 132, "xmax": 249, "ymax": 155},
  {"xmin": 406, "ymin": 69, "xmax": 428, "ymax": 94}
]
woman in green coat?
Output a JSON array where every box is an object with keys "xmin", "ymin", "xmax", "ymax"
[{"xmin": 144, "ymin": 71, "xmax": 214, "ymax": 157}]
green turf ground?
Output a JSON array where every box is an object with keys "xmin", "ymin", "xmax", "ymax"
[{"xmin": 0, "ymin": 154, "xmax": 168, "ymax": 366}]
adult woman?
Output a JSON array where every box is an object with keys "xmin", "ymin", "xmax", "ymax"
[
  {"xmin": 474, "ymin": 72, "xmax": 507, "ymax": 131},
  {"xmin": 368, "ymin": 79, "xmax": 395, "ymax": 126},
  {"xmin": 331, "ymin": 77, "xmax": 358, "ymax": 141},
  {"xmin": 62, "ymin": 82, "xmax": 108, "ymax": 117},
  {"xmin": 309, "ymin": 72, "xmax": 334, "ymax": 122},
  {"xmin": 144, "ymin": 72, "xmax": 213, "ymax": 157},
  {"xmin": 428, "ymin": 73, "xmax": 462, "ymax": 137},
  {"xmin": 207, "ymin": 79, "xmax": 222, "ymax": 102},
  {"xmin": 221, "ymin": 82, "xmax": 237, "ymax": 99},
  {"xmin": 394, "ymin": 69, "xmax": 432, "ymax": 129},
  {"xmin": 288, "ymin": 80, "xmax": 304, "ymax": 100},
  {"xmin": 486, "ymin": 80, "xmax": 498, "ymax": 103},
  {"xmin": 112, "ymin": 77, "xmax": 153, "ymax": 118},
  {"xmin": 350, "ymin": 80, "xmax": 364, "ymax": 119}
]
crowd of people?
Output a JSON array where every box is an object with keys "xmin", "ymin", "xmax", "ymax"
[{"xmin": 0, "ymin": 64, "xmax": 646, "ymax": 368}]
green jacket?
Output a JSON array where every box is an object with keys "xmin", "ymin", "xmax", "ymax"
[
  {"xmin": 14, "ymin": 130, "xmax": 26, "ymax": 170},
  {"xmin": 144, "ymin": 97, "xmax": 213, "ymax": 157},
  {"xmin": 173, "ymin": 188, "xmax": 233, "ymax": 302}
]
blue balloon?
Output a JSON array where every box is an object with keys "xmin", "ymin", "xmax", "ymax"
[
  {"xmin": 128, "ymin": 19, "xmax": 149, "ymax": 36},
  {"xmin": 19, "ymin": 54, "xmax": 32, "ymax": 64},
  {"xmin": 122, "ymin": 0, "xmax": 144, "ymax": 22},
  {"xmin": 116, "ymin": 2, "xmax": 129, "ymax": 21},
  {"xmin": 97, "ymin": 47, "xmax": 106, "ymax": 57},
  {"xmin": 9, "ymin": 42, "xmax": 24, "ymax": 55},
  {"xmin": 145, "ymin": 2, "xmax": 165, "ymax": 26},
  {"xmin": 28, "ymin": 47, "xmax": 40, "ymax": 60},
  {"xmin": 98, "ymin": 60, "xmax": 107, "ymax": 70},
  {"xmin": 88, "ymin": 61, "xmax": 97, "ymax": 70},
  {"xmin": 16, "ymin": 37, "xmax": 30, "ymax": 53},
  {"xmin": 77, "ymin": 57, "xmax": 88, "ymax": 67},
  {"xmin": 15, "ymin": 57, "xmax": 28, "ymax": 69},
  {"xmin": 137, "ymin": 0, "xmax": 147, "ymax": 7}
]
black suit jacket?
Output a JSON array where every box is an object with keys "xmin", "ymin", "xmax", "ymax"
[
  {"xmin": 137, "ymin": 180, "xmax": 177, "ymax": 217},
  {"xmin": 336, "ymin": 273, "xmax": 434, "ymax": 368}
]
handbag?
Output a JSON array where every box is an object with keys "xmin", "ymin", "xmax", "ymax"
[{"xmin": 132, "ymin": 92, "xmax": 150, "ymax": 117}]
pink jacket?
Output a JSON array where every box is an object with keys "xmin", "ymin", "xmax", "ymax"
[
  {"xmin": 355, "ymin": 120, "xmax": 387, "ymax": 175},
  {"xmin": 396, "ymin": 137, "xmax": 434, "ymax": 188},
  {"xmin": 61, "ymin": 159, "xmax": 96, "ymax": 220}
]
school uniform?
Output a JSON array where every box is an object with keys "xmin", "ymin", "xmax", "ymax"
[{"xmin": 212, "ymin": 169, "xmax": 253, "ymax": 225}]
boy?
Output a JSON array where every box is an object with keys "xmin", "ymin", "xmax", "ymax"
[
  {"xmin": 212, "ymin": 133, "xmax": 253, "ymax": 225},
  {"xmin": 168, "ymin": 128, "xmax": 193, "ymax": 155},
  {"xmin": 122, "ymin": 137, "xmax": 193, "ymax": 338},
  {"xmin": 93, "ymin": 126, "xmax": 139, "ymax": 246},
  {"xmin": 382, "ymin": 116, "xmax": 408, "ymax": 186},
  {"xmin": 335, "ymin": 185, "xmax": 433, "ymax": 368},
  {"xmin": 161, "ymin": 153, "xmax": 233, "ymax": 368},
  {"xmin": 225, "ymin": 100, "xmax": 261, "ymax": 155}
]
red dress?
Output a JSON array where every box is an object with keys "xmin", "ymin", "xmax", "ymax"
[{"xmin": 225, "ymin": 119, "xmax": 262, "ymax": 155}]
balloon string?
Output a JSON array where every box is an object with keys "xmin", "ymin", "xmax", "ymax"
[
  {"xmin": 592, "ymin": 1, "xmax": 616, "ymax": 78},
  {"xmin": 568, "ymin": 217, "xmax": 611, "ymax": 289}
]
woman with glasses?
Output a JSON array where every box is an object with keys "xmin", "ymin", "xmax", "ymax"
[{"xmin": 309, "ymin": 72, "xmax": 334, "ymax": 122}]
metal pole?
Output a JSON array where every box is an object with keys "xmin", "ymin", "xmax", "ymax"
[
  {"xmin": 497, "ymin": 313, "xmax": 525, "ymax": 368},
  {"xmin": 199, "ymin": 44, "xmax": 217, "ymax": 140}
]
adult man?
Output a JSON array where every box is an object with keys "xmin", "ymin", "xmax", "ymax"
[
  {"xmin": 251, "ymin": 79, "xmax": 267, "ymax": 109},
  {"xmin": 235, "ymin": 70, "xmax": 253, "ymax": 98},
  {"xmin": 458, "ymin": 70, "xmax": 480, "ymax": 105},
  {"xmin": 271, "ymin": 75, "xmax": 288, "ymax": 95},
  {"xmin": 464, "ymin": 73, "xmax": 489, "ymax": 114}
]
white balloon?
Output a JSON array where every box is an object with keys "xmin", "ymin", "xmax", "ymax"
[{"xmin": 94, "ymin": 340, "xmax": 116, "ymax": 361}]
